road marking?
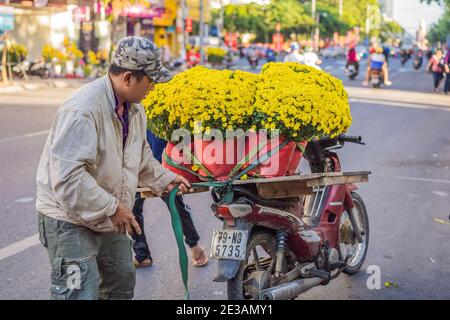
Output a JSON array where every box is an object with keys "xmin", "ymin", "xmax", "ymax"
[
  {"xmin": 0, "ymin": 130, "xmax": 49, "ymax": 143},
  {"xmin": 0, "ymin": 234, "xmax": 40, "ymax": 262},
  {"xmin": 351, "ymin": 98, "xmax": 450, "ymax": 112},
  {"xmin": 433, "ymin": 218, "xmax": 450, "ymax": 226},
  {"xmin": 432, "ymin": 191, "xmax": 448, "ymax": 197},
  {"xmin": 15, "ymin": 197, "xmax": 34, "ymax": 203},
  {"xmin": 378, "ymin": 174, "xmax": 450, "ymax": 184}
]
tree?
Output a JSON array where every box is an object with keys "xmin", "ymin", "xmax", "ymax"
[
  {"xmin": 421, "ymin": 0, "xmax": 450, "ymax": 44},
  {"xmin": 216, "ymin": 0, "xmax": 314, "ymax": 43}
]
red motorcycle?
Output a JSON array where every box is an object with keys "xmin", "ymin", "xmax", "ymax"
[{"xmin": 210, "ymin": 135, "xmax": 369, "ymax": 300}]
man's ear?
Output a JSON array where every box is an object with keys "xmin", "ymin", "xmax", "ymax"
[{"xmin": 123, "ymin": 72, "xmax": 132, "ymax": 87}]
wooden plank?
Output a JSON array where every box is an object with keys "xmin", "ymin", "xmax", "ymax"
[
  {"xmin": 306, "ymin": 173, "xmax": 370, "ymax": 187},
  {"xmin": 235, "ymin": 171, "xmax": 370, "ymax": 199},
  {"xmin": 138, "ymin": 186, "xmax": 210, "ymax": 199},
  {"xmin": 232, "ymin": 171, "xmax": 371, "ymax": 186},
  {"xmin": 232, "ymin": 173, "xmax": 328, "ymax": 185},
  {"xmin": 256, "ymin": 181, "xmax": 313, "ymax": 199}
]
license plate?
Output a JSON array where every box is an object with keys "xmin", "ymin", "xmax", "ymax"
[{"xmin": 210, "ymin": 229, "xmax": 248, "ymax": 260}]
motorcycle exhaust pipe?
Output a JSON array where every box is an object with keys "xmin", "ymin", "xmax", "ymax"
[{"xmin": 260, "ymin": 277, "xmax": 324, "ymax": 300}]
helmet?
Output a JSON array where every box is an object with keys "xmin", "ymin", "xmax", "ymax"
[{"xmin": 290, "ymin": 42, "xmax": 300, "ymax": 51}]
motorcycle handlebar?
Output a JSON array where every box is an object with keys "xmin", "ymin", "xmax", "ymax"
[{"xmin": 339, "ymin": 134, "xmax": 365, "ymax": 145}]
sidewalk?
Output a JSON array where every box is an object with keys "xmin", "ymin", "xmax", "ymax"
[
  {"xmin": 347, "ymin": 86, "xmax": 450, "ymax": 109},
  {"xmin": 0, "ymin": 78, "xmax": 90, "ymax": 94}
]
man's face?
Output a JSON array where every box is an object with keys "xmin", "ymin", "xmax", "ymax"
[{"xmin": 123, "ymin": 73, "xmax": 155, "ymax": 103}]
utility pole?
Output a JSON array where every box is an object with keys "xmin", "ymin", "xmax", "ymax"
[
  {"xmin": 199, "ymin": 0, "xmax": 205, "ymax": 65},
  {"xmin": 314, "ymin": 13, "xmax": 321, "ymax": 52},
  {"xmin": 181, "ymin": 0, "xmax": 188, "ymax": 63},
  {"xmin": 311, "ymin": 0, "xmax": 316, "ymax": 20},
  {"xmin": 311, "ymin": 0, "xmax": 316, "ymax": 49},
  {"xmin": 339, "ymin": 0, "xmax": 343, "ymax": 17},
  {"xmin": 220, "ymin": 0, "xmax": 224, "ymax": 45}
]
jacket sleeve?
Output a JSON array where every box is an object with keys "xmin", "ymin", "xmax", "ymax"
[
  {"xmin": 138, "ymin": 137, "xmax": 176, "ymax": 196},
  {"xmin": 50, "ymin": 109, "xmax": 119, "ymax": 225}
]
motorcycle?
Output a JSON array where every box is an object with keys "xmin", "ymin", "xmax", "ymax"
[
  {"xmin": 413, "ymin": 55, "xmax": 423, "ymax": 70},
  {"xmin": 266, "ymin": 50, "xmax": 276, "ymax": 63},
  {"xmin": 210, "ymin": 134, "xmax": 369, "ymax": 300},
  {"xmin": 369, "ymin": 69, "xmax": 383, "ymax": 88},
  {"xmin": 12, "ymin": 60, "xmax": 51, "ymax": 79},
  {"xmin": 346, "ymin": 63, "xmax": 358, "ymax": 80}
]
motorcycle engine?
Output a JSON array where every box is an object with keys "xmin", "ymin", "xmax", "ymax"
[{"xmin": 316, "ymin": 244, "xmax": 340, "ymax": 271}]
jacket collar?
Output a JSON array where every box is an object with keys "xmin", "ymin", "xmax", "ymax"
[{"xmin": 102, "ymin": 75, "xmax": 140, "ymax": 116}]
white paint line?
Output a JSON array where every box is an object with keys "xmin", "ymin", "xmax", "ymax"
[
  {"xmin": 14, "ymin": 197, "xmax": 34, "ymax": 204},
  {"xmin": 432, "ymin": 191, "xmax": 448, "ymax": 197},
  {"xmin": 378, "ymin": 174, "xmax": 450, "ymax": 185},
  {"xmin": 351, "ymin": 98, "xmax": 450, "ymax": 112},
  {"xmin": 0, "ymin": 130, "xmax": 49, "ymax": 143},
  {"xmin": 0, "ymin": 234, "xmax": 40, "ymax": 262}
]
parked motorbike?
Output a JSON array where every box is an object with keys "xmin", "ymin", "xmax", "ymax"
[
  {"xmin": 12, "ymin": 60, "xmax": 51, "ymax": 79},
  {"xmin": 346, "ymin": 63, "xmax": 358, "ymax": 80},
  {"xmin": 210, "ymin": 134, "xmax": 369, "ymax": 300}
]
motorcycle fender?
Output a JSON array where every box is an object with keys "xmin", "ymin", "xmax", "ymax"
[{"xmin": 213, "ymin": 219, "xmax": 253, "ymax": 282}]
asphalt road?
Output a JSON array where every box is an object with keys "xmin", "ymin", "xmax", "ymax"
[{"xmin": 0, "ymin": 59, "xmax": 449, "ymax": 300}]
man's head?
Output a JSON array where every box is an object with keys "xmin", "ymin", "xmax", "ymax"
[{"xmin": 109, "ymin": 36, "xmax": 173, "ymax": 103}]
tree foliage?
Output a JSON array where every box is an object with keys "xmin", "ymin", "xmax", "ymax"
[{"xmin": 421, "ymin": 0, "xmax": 450, "ymax": 44}]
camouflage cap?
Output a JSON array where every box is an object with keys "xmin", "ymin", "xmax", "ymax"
[{"xmin": 111, "ymin": 36, "xmax": 173, "ymax": 83}]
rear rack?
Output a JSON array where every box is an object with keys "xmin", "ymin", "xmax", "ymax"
[{"xmin": 138, "ymin": 171, "xmax": 371, "ymax": 199}]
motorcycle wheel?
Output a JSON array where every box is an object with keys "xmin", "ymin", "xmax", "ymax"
[
  {"xmin": 227, "ymin": 231, "xmax": 278, "ymax": 300},
  {"xmin": 339, "ymin": 192, "xmax": 369, "ymax": 275}
]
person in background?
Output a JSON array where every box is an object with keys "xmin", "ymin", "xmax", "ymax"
[
  {"xmin": 283, "ymin": 42, "xmax": 304, "ymax": 63},
  {"xmin": 427, "ymin": 49, "xmax": 445, "ymax": 93},
  {"xmin": 132, "ymin": 130, "xmax": 209, "ymax": 268},
  {"xmin": 346, "ymin": 45, "xmax": 359, "ymax": 74},
  {"xmin": 302, "ymin": 46, "xmax": 322, "ymax": 70},
  {"xmin": 363, "ymin": 46, "xmax": 392, "ymax": 86},
  {"xmin": 442, "ymin": 49, "xmax": 450, "ymax": 95}
]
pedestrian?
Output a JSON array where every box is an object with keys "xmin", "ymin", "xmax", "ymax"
[
  {"xmin": 427, "ymin": 49, "xmax": 445, "ymax": 92},
  {"xmin": 36, "ymin": 36, "xmax": 192, "ymax": 300},
  {"xmin": 283, "ymin": 42, "xmax": 304, "ymax": 63},
  {"xmin": 132, "ymin": 130, "xmax": 209, "ymax": 268},
  {"xmin": 443, "ymin": 49, "xmax": 450, "ymax": 95}
]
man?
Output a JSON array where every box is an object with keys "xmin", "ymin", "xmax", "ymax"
[
  {"xmin": 302, "ymin": 46, "xmax": 322, "ymax": 70},
  {"xmin": 363, "ymin": 46, "xmax": 392, "ymax": 87},
  {"xmin": 132, "ymin": 130, "xmax": 208, "ymax": 268},
  {"xmin": 283, "ymin": 42, "xmax": 304, "ymax": 63},
  {"xmin": 443, "ymin": 49, "xmax": 450, "ymax": 95},
  {"xmin": 36, "ymin": 36, "xmax": 192, "ymax": 300}
]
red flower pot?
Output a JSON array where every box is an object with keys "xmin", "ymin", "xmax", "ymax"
[
  {"xmin": 193, "ymin": 138, "xmax": 242, "ymax": 180},
  {"xmin": 286, "ymin": 141, "xmax": 308, "ymax": 176},
  {"xmin": 162, "ymin": 142, "xmax": 201, "ymax": 183},
  {"xmin": 246, "ymin": 134, "xmax": 296, "ymax": 178}
]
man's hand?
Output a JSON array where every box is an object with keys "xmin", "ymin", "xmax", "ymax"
[
  {"xmin": 110, "ymin": 202, "xmax": 142, "ymax": 235},
  {"xmin": 166, "ymin": 175, "xmax": 193, "ymax": 196}
]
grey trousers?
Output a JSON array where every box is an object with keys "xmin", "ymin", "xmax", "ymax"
[{"xmin": 38, "ymin": 213, "xmax": 135, "ymax": 300}]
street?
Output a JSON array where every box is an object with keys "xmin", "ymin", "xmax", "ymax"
[{"xmin": 0, "ymin": 57, "xmax": 449, "ymax": 300}]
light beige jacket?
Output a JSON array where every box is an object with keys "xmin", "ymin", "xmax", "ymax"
[{"xmin": 36, "ymin": 75, "xmax": 176, "ymax": 233}]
